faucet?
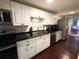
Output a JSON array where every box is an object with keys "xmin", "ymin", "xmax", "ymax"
[
  {"xmin": 37, "ymin": 26, "xmax": 43, "ymax": 34},
  {"xmin": 29, "ymin": 27, "xmax": 33, "ymax": 36}
]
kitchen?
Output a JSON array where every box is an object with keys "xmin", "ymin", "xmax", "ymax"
[{"xmin": 0, "ymin": 0, "xmax": 79, "ymax": 59}]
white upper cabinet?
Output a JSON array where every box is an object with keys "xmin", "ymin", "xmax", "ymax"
[
  {"xmin": 31, "ymin": 7, "xmax": 56, "ymax": 25},
  {"xmin": 30, "ymin": 8, "xmax": 46, "ymax": 25},
  {"xmin": 43, "ymin": 12, "xmax": 53, "ymax": 25},
  {"xmin": 10, "ymin": 1, "xmax": 57, "ymax": 26},
  {"xmin": 31, "ymin": 8, "xmax": 45, "ymax": 18},
  {"xmin": 0, "ymin": 0, "xmax": 10, "ymax": 10},
  {"xmin": 11, "ymin": 1, "xmax": 31, "ymax": 26}
]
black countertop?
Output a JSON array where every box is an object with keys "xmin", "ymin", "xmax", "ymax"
[
  {"xmin": 15, "ymin": 31, "xmax": 49, "ymax": 42},
  {"xmin": 0, "ymin": 30, "xmax": 49, "ymax": 47},
  {"xmin": 0, "ymin": 30, "xmax": 61, "ymax": 51}
]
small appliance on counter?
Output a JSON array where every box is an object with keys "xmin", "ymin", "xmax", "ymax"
[
  {"xmin": 46, "ymin": 25, "xmax": 59, "ymax": 33},
  {"xmin": 29, "ymin": 27, "xmax": 33, "ymax": 36}
]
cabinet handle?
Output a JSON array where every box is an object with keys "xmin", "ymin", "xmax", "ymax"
[
  {"xmin": 26, "ymin": 41, "xmax": 29, "ymax": 42},
  {"xmin": 26, "ymin": 44, "xmax": 30, "ymax": 46}
]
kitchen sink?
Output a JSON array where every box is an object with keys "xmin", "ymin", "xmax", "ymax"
[{"xmin": 32, "ymin": 31, "xmax": 47, "ymax": 36}]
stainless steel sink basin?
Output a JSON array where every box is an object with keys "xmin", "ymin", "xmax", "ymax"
[{"xmin": 32, "ymin": 31, "xmax": 45, "ymax": 36}]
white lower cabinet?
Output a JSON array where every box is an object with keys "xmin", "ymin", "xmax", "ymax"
[
  {"xmin": 27, "ymin": 38, "xmax": 36, "ymax": 58},
  {"xmin": 16, "ymin": 34, "xmax": 50, "ymax": 59},
  {"xmin": 35, "ymin": 36, "xmax": 44, "ymax": 54},
  {"xmin": 16, "ymin": 38, "xmax": 36, "ymax": 59},
  {"xmin": 17, "ymin": 46, "xmax": 29, "ymax": 59},
  {"xmin": 36, "ymin": 34, "xmax": 50, "ymax": 54},
  {"xmin": 42, "ymin": 34, "xmax": 50, "ymax": 49},
  {"xmin": 16, "ymin": 42, "xmax": 29, "ymax": 59},
  {"xmin": 56, "ymin": 31, "xmax": 61, "ymax": 42}
]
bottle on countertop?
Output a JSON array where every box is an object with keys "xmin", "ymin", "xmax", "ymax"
[{"xmin": 29, "ymin": 27, "xmax": 33, "ymax": 36}]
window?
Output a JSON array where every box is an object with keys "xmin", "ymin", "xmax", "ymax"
[{"xmin": 71, "ymin": 17, "xmax": 79, "ymax": 34}]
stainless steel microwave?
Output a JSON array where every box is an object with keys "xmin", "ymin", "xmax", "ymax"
[{"xmin": 0, "ymin": 9, "xmax": 12, "ymax": 24}]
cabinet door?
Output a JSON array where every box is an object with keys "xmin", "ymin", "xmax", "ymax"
[
  {"xmin": 16, "ymin": 38, "xmax": 36, "ymax": 59},
  {"xmin": 56, "ymin": 31, "xmax": 61, "ymax": 42},
  {"xmin": 17, "ymin": 46, "xmax": 29, "ymax": 59},
  {"xmin": 27, "ymin": 38, "xmax": 36, "ymax": 58},
  {"xmin": 36, "ymin": 36, "xmax": 44, "ymax": 54},
  {"xmin": 11, "ymin": 1, "xmax": 23, "ymax": 25},
  {"xmin": 0, "ymin": 0, "xmax": 10, "ymax": 10},
  {"xmin": 43, "ymin": 12, "xmax": 54, "ymax": 25},
  {"xmin": 16, "ymin": 40, "xmax": 29, "ymax": 59},
  {"xmin": 23, "ymin": 5, "xmax": 31, "ymax": 25},
  {"xmin": 41, "ymin": 34, "xmax": 50, "ymax": 49},
  {"xmin": 44, "ymin": 34, "xmax": 50, "ymax": 48},
  {"xmin": 11, "ymin": 1, "xmax": 31, "ymax": 26},
  {"xmin": 36, "ymin": 34, "xmax": 50, "ymax": 54},
  {"xmin": 31, "ymin": 7, "xmax": 45, "ymax": 25}
]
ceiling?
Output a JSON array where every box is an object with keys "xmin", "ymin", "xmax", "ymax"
[{"xmin": 13, "ymin": 0, "xmax": 79, "ymax": 16}]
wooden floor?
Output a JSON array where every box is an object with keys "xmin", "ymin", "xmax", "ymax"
[{"xmin": 32, "ymin": 36, "xmax": 79, "ymax": 59}]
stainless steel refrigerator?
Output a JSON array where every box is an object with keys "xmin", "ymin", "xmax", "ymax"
[{"xmin": 58, "ymin": 18, "xmax": 68, "ymax": 40}]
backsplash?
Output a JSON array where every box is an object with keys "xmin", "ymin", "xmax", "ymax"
[
  {"xmin": 0, "ymin": 24, "xmax": 45, "ymax": 33},
  {"xmin": 0, "ymin": 25, "xmax": 28, "ymax": 33},
  {"xmin": 28, "ymin": 24, "xmax": 44, "ymax": 31}
]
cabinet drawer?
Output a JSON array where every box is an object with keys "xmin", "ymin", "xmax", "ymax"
[{"xmin": 16, "ymin": 39, "xmax": 30, "ymax": 46}]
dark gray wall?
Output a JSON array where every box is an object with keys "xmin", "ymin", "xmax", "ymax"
[{"xmin": 0, "ymin": 25, "xmax": 28, "ymax": 33}]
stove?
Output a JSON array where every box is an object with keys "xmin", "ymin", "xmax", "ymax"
[{"xmin": 0, "ymin": 29, "xmax": 16, "ymax": 47}]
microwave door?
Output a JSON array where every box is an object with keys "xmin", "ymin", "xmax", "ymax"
[{"xmin": 3, "ymin": 12, "xmax": 11, "ymax": 22}]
